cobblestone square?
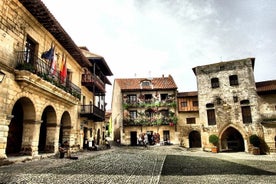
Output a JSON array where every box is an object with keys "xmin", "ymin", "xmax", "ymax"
[{"xmin": 0, "ymin": 146, "xmax": 275, "ymax": 184}]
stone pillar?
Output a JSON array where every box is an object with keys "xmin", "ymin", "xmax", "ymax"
[
  {"xmin": 0, "ymin": 115, "xmax": 13, "ymax": 159},
  {"xmin": 45, "ymin": 123, "xmax": 58, "ymax": 153},
  {"xmin": 21, "ymin": 120, "xmax": 41, "ymax": 156}
]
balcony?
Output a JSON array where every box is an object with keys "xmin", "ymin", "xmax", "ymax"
[
  {"xmin": 80, "ymin": 104, "xmax": 105, "ymax": 121},
  {"xmin": 15, "ymin": 51, "xmax": 81, "ymax": 99},
  {"xmin": 123, "ymin": 111, "xmax": 177, "ymax": 126},
  {"xmin": 82, "ymin": 74, "xmax": 105, "ymax": 94},
  {"xmin": 123, "ymin": 99, "xmax": 176, "ymax": 109}
]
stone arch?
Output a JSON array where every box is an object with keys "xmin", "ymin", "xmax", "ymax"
[
  {"xmin": 59, "ymin": 111, "xmax": 72, "ymax": 144},
  {"xmin": 38, "ymin": 105, "xmax": 57, "ymax": 153},
  {"xmin": 220, "ymin": 126, "xmax": 245, "ymax": 152},
  {"xmin": 6, "ymin": 97, "xmax": 36, "ymax": 156},
  {"xmin": 189, "ymin": 130, "xmax": 202, "ymax": 148}
]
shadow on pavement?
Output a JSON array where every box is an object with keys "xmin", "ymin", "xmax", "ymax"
[{"xmin": 161, "ymin": 155, "xmax": 276, "ymax": 176}]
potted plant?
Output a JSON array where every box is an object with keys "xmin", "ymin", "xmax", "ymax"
[
  {"xmin": 209, "ymin": 134, "xmax": 219, "ymax": 153},
  {"xmin": 249, "ymin": 134, "xmax": 260, "ymax": 155}
]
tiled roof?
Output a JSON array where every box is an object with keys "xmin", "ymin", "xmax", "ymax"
[
  {"xmin": 115, "ymin": 75, "xmax": 177, "ymax": 91},
  {"xmin": 256, "ymin": 80, "xmax": 276, "ymax": 93},
  {"xmin": 177, "ymin": 91, "xmax": 198, "ymax": 97}
]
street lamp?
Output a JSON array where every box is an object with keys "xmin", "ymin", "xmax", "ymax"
[{"xmin": 0, "ymin": 70, "xmax": 5, "ymax": 83}]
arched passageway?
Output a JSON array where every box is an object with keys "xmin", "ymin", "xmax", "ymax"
[
  {"xmin": 189, "ymin": 131, "xmax": 202, "ymax": 148},
  {"xmin": 59, "ymin": 111, "xmax": 71, "ymax": 144},
  {"xmin": 6, "ymin": 97, "xmax": 35, "ymax": 155},
  {"xmin": 39, "ymin": 106, "xmax": 56, "ymax": 153},
  {"xmin": 221, "ymin": 127, "xmax": 245, "ymax": 152}
]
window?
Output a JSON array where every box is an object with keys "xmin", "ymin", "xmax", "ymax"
[
  {"xmin": 186, "ymin": 117, "xmax": 196, "ymax": 124},
  {"xmin": 181, "ymin": 101, "xmax": 187, "ymax": 107},
  {"xmin": 129, "ymin": 111, "xmax": 137, "ymax": 119},
  {"xmin": 145, "ymin": 109, "xmax": 154, "ymax": 118},
  {"xmin": 241, "ymin": 106, "xmax": 252, "ymax": 124},
  {"xmin": 141, "ymin": 81, "xmax": 151, "ymax": 87},
  {"xmin": 192, "ymin": 101, "xmax": 198, "ymax": 107},
  {"xmin": 233, "ymin": 96, "xmax": 238, "ymax": 103},
  {"xmin": 229, "ymin": 75, "xmax": 239, "ymax": 86},
  {"xmin": 161, "ymin": 94, "xmax": 168, "ymax": 100},
  {"xmin": 145, "ymin": 94, "xmax": 152, "ymax": 102},
  {"xmin": 207, "ymin": 109, "xmax": 216, "ymax": 125},
  {"xmin": 216, "ymin": 97, "xmax": 222, "ymax": 105},
  {"xmin": 211, "ymin": 78, "xmax": 219, "ymax": 88},
  {"xmin": 128, "ymin": 95, "xmax": 137, "ymax": 103},
  {"xmin": 24, "ymin": 36, "xmax": 37, "ymax": 64}
]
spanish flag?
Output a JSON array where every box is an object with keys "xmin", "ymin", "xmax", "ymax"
[{"xmin": 60, "ymin": 54, "xmax": 67, "ymax": 83}]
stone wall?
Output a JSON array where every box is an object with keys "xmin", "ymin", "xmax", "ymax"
[{"xmin": 193, "ymin": 58, "xmax": 263, "ymax": 152}]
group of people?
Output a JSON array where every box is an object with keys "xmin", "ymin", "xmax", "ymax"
[{"xmin": 138, "ymin": 132, "xmax": 161, "ymax": 146}]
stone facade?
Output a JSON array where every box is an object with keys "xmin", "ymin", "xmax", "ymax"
[
  {"xmin": 0, "ymin": 0, "xmax": 111, "ymax": 159},
  {"xmin": 178, "ymin": 58, "xmax": 276, "ymax": 153}
]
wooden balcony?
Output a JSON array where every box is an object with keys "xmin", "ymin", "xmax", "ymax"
[
  {"xmin": 80, "ymin": 104, "xmax": 105, "ymax": 121},
  {"xmin": 82, "ymin": 74, "xmax": 105, "ymax": 94}
]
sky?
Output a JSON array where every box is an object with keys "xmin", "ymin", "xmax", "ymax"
[{"xmin": 42, "ymin": 0, "xmax": 276, "ymax": 110}]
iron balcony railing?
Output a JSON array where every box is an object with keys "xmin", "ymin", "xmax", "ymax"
[
  {"xmin": 80, "ymin": 104, "xmax": 105, "ymax": 121},
  {"xmin": 16, "ymin": 51, "xmax": 81, "ymax": 99}
]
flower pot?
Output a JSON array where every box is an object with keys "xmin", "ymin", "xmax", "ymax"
[{"xmin": 211, "ymin": 147, "xmax": 218, "ymax": 153}]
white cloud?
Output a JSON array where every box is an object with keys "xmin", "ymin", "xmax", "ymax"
[{"xmin": 43, "ymin": 0, "xmax": 276, "ymax": 109}]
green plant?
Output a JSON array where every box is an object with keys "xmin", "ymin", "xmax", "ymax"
[
  {"xmin": 209, "ymin": 134, "xmax": 219, "ymax": 146},
  {"xmin": 249, "ymin": 134, "xmax": 260, "ymax": 147}
]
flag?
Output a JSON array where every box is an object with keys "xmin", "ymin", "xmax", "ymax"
[
  {"xmin": 60, "ymin": 54, "xmax": 67, "ymax": 83},
  {"xmin": 49, "ymin": 46, "xmax": 57, "ymax": 75},
  {"xmin": 41, "ymin": 44, "xmax": 54, "ymax": 61}
]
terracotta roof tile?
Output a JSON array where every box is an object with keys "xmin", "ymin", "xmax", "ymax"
[
  {"xmin": 256, "ymin": 80, "xmax": 276, "ymax": 93},
  {"xmin": 115, "ymin": 75, "xmax": 177, "ymax": 91}
]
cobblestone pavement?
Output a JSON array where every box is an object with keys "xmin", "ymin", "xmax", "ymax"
[{"xmin": 0, "ymin": 145, "xmax": 275, "ymax": 184}]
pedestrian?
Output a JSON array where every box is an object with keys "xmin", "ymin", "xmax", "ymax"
[
  {"xmin": 105, "ymin": 139, "xmax": 111, "ymax": 149},
  {"xmin": 59, "ymin": 141, "xmax": 71, "ymax": 158}
]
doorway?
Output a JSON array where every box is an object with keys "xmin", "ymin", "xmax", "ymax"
[
  {"xmin": 221, "ymin": 127, "xmax": 245, "ymax": 152},
  {"xmin": 130, "ymin": 131, "xmax": 137, "ymax": 146},
  {"xmin": 189, "ymin": 131, "xmax": 202, "ymax": 148}
]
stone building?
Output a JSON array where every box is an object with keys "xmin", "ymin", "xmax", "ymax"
[
  {"xmin": 178, "ymin": 58, "xmax": 276, "ymax": 153},
  {"xmin": 111, "ymin": 75, "xmax": 178, "ymax": 145},
  {"xmin": 79, "ymin": 47, "xmax": 113, "ymax": 149},
  {"xmin": 0, "ymin": 0, "xmax": 112, "ymax": 159}
]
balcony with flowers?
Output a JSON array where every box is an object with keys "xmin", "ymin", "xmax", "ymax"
[
  {"xmin": 123, "ymin": 110, "xmax": 177, "ymax": 126},
  {"xmin": 123, "ymin": 95, "xmax": 176, "ymax": 110}
]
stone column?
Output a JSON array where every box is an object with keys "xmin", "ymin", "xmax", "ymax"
[
  {"xmin": 0, "ymin": 115, "xmax": 13, "ymax": 159},
  {"xmin": 21, "ymin": 119, "xmax": 42, "ymax": 156},
  {"xmin": 45, "ymin": 123, "xmax": 58, "ymax": 153}
]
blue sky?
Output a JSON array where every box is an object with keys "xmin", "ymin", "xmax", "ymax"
[{"xmin": 42, "ymin": 0, "xmax": 276, "ymax": 109}]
